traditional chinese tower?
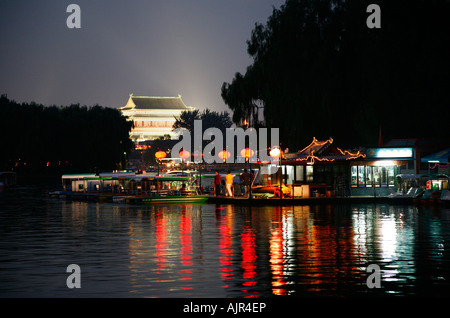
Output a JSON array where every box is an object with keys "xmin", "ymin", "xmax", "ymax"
[{"xmin": 119, "ymin": 94, "xmax": 194, "ymax": 142}]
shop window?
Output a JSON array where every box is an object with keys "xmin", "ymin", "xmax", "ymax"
[
  {"xmin": 285, "ymin": 166, "xmax": 294, "ymax": 185},
  {"xmin": 387, "ymin": 167, "xmax": 395, "ymax": 186},
  {"xmin": 365, "ymin": 166, "xmax": 373, "ymax": 187},
  {"xmin": 351, "ymin": 165, "xmax": 395, "ymax": 187},
  {"xmin": 351, "ymin": 166, "xmax": 358, "ymax": 187},
  {"xmin": 358, "ymin": 166, "xmax": 365, "ymax": 187},
  {"xmin": 296, "ymin": 166, "xmax": 304, "ymax": 182},
  {"xmin": 373, "ymin": 167, "xmax": 381, "ymax": 187},
  {"xmin": 380, "ymin": 167, "xmax": 387, "ymax": 186},
  {"xmin": 306, "ymin": 165, "xmax": 313, "ymax": 182}
]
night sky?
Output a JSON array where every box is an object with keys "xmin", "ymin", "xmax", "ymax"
[{"xmin": 0, "ymin": 0, "xmax": 285, "ymax": 112}]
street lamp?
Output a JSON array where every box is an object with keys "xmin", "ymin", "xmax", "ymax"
[
  {"xmin": 270, "ymin": 146, "xmax": 283, "ymax": 198},
  {"xmin": 241, "ymin": 148, "xmax": 254, "ymax": 199},
  {"xmin": 179, "ymin": 150, "xmax": 190, "ymax": 175}
]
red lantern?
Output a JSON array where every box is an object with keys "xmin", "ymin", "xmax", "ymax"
[
  {"xmin": 179, "ymin": 150, "xmax": 190, "ymax": 160},
  {"xmin": 155, "ymin": 150, "xmax": 167, "ymax": 160},
  {"xmin": 240, "ymin": 148, "xmax": 254, "ymax": 159},
  {"xmin": 218, "ymin": 150, "xmax": 231, "ymax": 162}
]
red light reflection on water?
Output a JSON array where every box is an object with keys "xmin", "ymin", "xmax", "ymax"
[
  {"xmin": 241, "ymin": 223, "xmax": 258, "ymax": 297},
  {"xmin": 270, "ymin": 223, "xmax": 287, "ymax": 295},
  {"xmin": 241, "ymin": 224, "xmax": 257, "ymax": 282},
  {"xmin": 218, "ymin": 208, "xmax": 233, "ymax": 286},
  {"xmin": 155, "ymin": 211, "xmax": 167, "ymax": 275},
  {"xmin": 179, "ymin": 209, "xmax": 193, "ymax": 286}
]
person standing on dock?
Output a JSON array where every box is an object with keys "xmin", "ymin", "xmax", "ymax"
[
  {"xmin": 240, "ymin": 169, "xmax": 251, "ymax": 197},
  {"xmin": 225, "ymin": 170, "xmax": 234, "ymax": 197},
  {"xmin": 214, "ymin": 170, "xmax": 221, "ymax": 196}
]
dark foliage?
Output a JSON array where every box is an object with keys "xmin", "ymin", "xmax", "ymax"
[
  {"xmin": 222, "ymin": 0, "xmax": 450, "ymax": 149},
  {"xmin": 0, "ymin": 95, "xmax": 133, "ymax": 175}
]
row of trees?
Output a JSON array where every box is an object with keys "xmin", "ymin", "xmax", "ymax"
[
  {"xmin": 0, "ymin": 95, "xmax": 133, "ymax": 175},
  {"xmin": 222, "ymin": 0, "xmax": 450, "ymax": 150}
]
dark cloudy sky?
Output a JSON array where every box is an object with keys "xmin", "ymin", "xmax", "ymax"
[{"xmin": 0, "ymin": 0, "xmax": 285, "ymax": 111}]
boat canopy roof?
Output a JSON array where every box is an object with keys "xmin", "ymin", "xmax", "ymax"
[
  {"xmin": 126, "ymin": 175, "xmax": 192, "ymax": 183},
  {"xmin": 396, "ymin": 174, "xmax": 431, "ymax": 179},
  {"xmin": 62, "ymin": 173, "xmax": 98, "ymax": 179},
  {"xmin": 62, "ymin": 173, "xmax": 192, "ymax": 182},
  {"xmin": 98, "ymin": 172, "xmax": 136, "ymax": 179},
  {"xmin": 397, "ymin": 173, "xmax": 448, "ymax": 180}
]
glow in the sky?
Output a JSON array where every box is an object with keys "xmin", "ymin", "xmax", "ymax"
[{"xmin": 0, "ymin": 0, "xmax": 286, "ymax": 112}]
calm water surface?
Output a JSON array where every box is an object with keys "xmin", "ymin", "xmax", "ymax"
[{"xmin": 1, "ymin": 184, "xmax": 450, "ymax": 298}]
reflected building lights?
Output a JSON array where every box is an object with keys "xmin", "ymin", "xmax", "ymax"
[
  {"xmin": 269, "ymin": 208, "xmax": 296, "ymax": 295},
  {"xmin": 270, "ymin": 223, "xmax": 285, "ymax": 295},
  {"xmin": 352, "ymin": 205, "xmax": 418, "ymax": 291},
  {"xmin": 179, "ymin": 208, "xmax": 193, "ymax": 286},
  {"xmin": 381, "ymin": 215, "xmax": 397, "ymax": 262},
  {"xmin": 155, "ymin": 211, "xmax": 168, "ymax": 276},
  {"xmin": 241, "ymin": 223, "xmax": 258, "ymax": 297},
  {"xmin": 118, "ymin": 203, "xmax": 445, "ymax": 297}
]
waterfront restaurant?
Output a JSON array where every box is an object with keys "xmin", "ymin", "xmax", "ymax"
[
  {"xmin": 349, "ymin": 147, "xmax": 414, "ymax": 197},
  {"xmin": 262, "ymin": 137, "xmax": 366, "ymax": 198},
  {"xmin": 259, "ymin": 138, "xmax": 417, "ymax": 198}
]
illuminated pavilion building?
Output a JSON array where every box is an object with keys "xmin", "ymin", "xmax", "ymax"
[
  {"xmin": 119, "ymin": 94, "xmax": 195, "ymax": 142},
  {"xmin": 277, "ymin": 137, "xmax": 366, "ymax": 197},
  {"xmin": 262, "ymin": 137, "xmax": 439, "ymax": 198}
]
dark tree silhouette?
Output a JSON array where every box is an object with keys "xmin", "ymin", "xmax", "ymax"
[
  {"xmin": 222, "ymin": 0, "xmax": 450, "ymax": 149},
  {"xmin": 0, "ymin": 94, "xmax": 133, "ymax": 175}
]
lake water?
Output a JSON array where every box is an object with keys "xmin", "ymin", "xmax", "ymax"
[{"xmin": 1, "ymin": 184, "xmax": 450, "ymax": 298}]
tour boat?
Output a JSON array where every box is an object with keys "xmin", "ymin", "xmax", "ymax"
[{"xmin": 56, "ymin": 172, "xmax": 209, "ymax": 204}]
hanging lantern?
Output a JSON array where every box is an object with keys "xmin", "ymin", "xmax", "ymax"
[
  {"xmin": 155, "ymin": 150, "xmax": 167, "ymax": 160},
  {"xmin": 240, "ymin": 148, "xmax": 254, "ymax": 160},
  {"xmin": 179, "ymin": 150, "xmax": 190, "ymax": 160},
  {"xmin": 218, "ymin": 150, "xmax": 231, "ymax": 162}
]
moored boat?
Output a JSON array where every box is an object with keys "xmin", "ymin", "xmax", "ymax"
[
  {"xmin": 441, "ymin": 189, "xmax": 450, "ymax": 206},
  {"xmin": 412, "ymin": 174, "xmax": 448, "ymax": 205},
  {"xmin": 56, "ymin": 171, "xmax": 209, "ymax": 204},
  {"xmin": 391, "ymin": 174, "xmax": 428, "ymax": 205},
  {"xmin": 0, "ymin": 171, "xmax": 17, "ymax": 190}
]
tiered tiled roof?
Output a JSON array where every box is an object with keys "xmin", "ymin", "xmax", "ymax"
[
  {"xmin": 120, "ymin": 94, "xmax": 193, "ymax": 111},
  {"xmin": 288, "ymin": 137, "xmax": 365, "ymax": 164}
]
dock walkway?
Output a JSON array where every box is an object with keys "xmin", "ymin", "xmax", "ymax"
[{"xmin": 207, "ymin": 195, "xmax": 392, "ymax": 206}]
